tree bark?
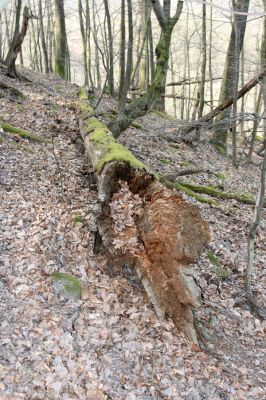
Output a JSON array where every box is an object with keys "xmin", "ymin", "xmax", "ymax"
[
  {"xmin": 4, "ymin": 0, "xmax": 22, "ymax": 65},
  {"xmin": 119, "ymin": 0, "xmax": 133, "ymax": 111},
  {"xmin": 103, "ymin": 0, "xmax": 114, "ymax": 96},
  {"xmin": 245, "ymin": 0, "xmax": 266, "ymax": 295},
  {"xmin": 246, "ymin": 87, "xmax": 263, "ymax": 163},
  {"xmin": 198, "ymin": 1, "xmax": 207, "ymax": 118},
  {"xmin": 78, "ymin": 0, "xmax": 89, "ymax": 85},
  {"xmin": 213, "ymin": 0, "xmax": 250, "ymax": 153},
  {"xmin": 39, "ymin": 0, "xmax": 49, "ymax": 74},
  {"xmin": 7, "ymin": 6, "xmax": 30, "ymax": 78},
  {"xmin": 54, "ymin": 0, "xmax": 68, "ymax": 79},
  {"xmin": 118, "ymin": 0, "xmax": 126, "ymax": 100}
]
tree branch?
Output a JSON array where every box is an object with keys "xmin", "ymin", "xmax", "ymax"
[
  {"xmin": 151, "ymin": 0, "xmax": 166, "ymax": 29},
  {"xmin": 183, "ymin": 67, "xmax": 266, "ymax": 133},
  {"xmin": 173, "ymin": 0, "xmax": 184, "ymax": 23}
]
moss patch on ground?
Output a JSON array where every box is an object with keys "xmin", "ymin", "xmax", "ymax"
[
  {"xmin": 52, "ymin": 272, "xmax": 82, "ymax": 300},
  {"xmin": 1, "ymin": 122, "xmax": 51, "ymax": 144},
  {"xmin": 207, "ymin": 252, "xmax": 230, "ymax": 280}
]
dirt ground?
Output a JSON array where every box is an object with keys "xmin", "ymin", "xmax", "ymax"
[{"xmin": 0, "ymin": 68, "xmax": 265, "ymax": 399}]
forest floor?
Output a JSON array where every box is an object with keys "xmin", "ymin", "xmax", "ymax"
[{"xmin": 0, "ymin": 68, "xmax": 265, "ymax": 400}]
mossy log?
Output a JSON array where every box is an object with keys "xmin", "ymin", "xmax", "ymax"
[
  {"xmin": 1, "ymin": 122, "xmax": 51, "ymax": 143},
  {"xmin": 77, "ymin": 87, "xmax": 211, "ymax": 344}
]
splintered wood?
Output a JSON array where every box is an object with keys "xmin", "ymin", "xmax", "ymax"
[{"xmin": 105, "ymin": 180, "xmax": 210, "ymax": 343}]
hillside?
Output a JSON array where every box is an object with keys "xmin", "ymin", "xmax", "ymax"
[{"xmin": 0, "ymin": 68, "xmax": 265, "ymax": 400}]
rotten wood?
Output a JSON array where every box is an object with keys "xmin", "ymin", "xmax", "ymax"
[{"xmin": 77, "ymin": 88, "xmax": 211, "ymax": 344}]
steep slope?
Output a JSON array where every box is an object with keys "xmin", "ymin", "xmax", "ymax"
[{"xmin": 0, "ymin": 68, "xmax": 265, "ymax": 400}]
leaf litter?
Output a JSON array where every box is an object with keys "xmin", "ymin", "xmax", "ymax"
[{"xmin": 0, "ymin": 67, "xmax": 265, "ymax": 399}]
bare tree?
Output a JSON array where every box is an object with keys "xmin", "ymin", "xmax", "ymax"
[
  {"xmin": 245, "ymin": 0, "xmax": 266, "ymax": 296},
  {"xmin": 6, "ymin": 5, "xmax": 30, "ymax": 77},
  {"xmin": 38, "ymin": 0, "xmax": 49, "ymax": 73},
  {"xmin": 119, "ymin": 0, "xmax": 133, "ymax": 111},
  {"xmin": 213, "ymin": 0, "xmax": 250, "ymax": 154},
  {"xmin": 109, "ymin": 0, "xmax": 184, "ymax": 137},
  {"xmin": 4, "ymin": 0, "xmax": 22, "ymax": 65},
  {"xmin": 103, "ymin": 0, "xmax": 114, "ymax": 96},
  {"xmin": 198, "ymin": 0, "xmax": 207, "ymax": 118}
]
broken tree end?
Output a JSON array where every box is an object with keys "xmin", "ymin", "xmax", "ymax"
[{"xmin": 77, "ymin": 88, "xmax": 211, "ymax": 344}]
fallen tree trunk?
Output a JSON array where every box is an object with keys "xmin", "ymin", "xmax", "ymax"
[{"xmin": 77, "ymin": 88, "xmax": 211, "ymax": 344}]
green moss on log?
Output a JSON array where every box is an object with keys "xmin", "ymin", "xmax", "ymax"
[
  {"xmin": 90, "ymin": 128, "xmax": 147, "ymax": 173},
  {"xmin": 78, "ymin": 87, "xmax": 147, "ymax": 173},
  {"xmin": 1, "ymin": 122, "xmax": 51, "ymax": 144}
]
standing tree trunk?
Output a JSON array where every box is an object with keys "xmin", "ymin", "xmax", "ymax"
[
  {"xmin": 7, "ymin": 5, "xmax": 30, "ymax": 78},
  {"xmin": 4, "ymin": 0, "xmax": 22, "ymax": 65},
  {"xmin": 231, "ymin": 0, "xmax": 241, "ymax": 166},
  {"xmin": 245, "ymin": 0, "xmax": 266, "ymax": 295},
  {"xmin": 92, "ymin": 0, "xmax": 101, "ymax": 89},
  {"xmin": 38, "ymin": 0, "xmax": 49, "ymax": 74},
  {"xmin": 148, "ymin": 11, "xmax": 155, "ymax": 82},
  {"xmin": 103, "ymin": 0, "xmax": 114, "ymax": 96},
  {"xmin": 118, "ymin": 0, "xmax": 126, "ymax": 100},
  {"xmin": 247, "ymin": 87, "xmax": 262, "ymax": 162},
  {"xmin": 208, "ymin": 0, "xmax": 214, "ymax": 112},
  {"xmin": 109, "ymin": 0, "xmax": 184, "ymax": 137},
  {"xmin": 213, "ymin": 0, "xmax": 250, "ymax": 153},
  {"xmin": 198, "ymin": 1, "xmax": 206, "ymax": 118},
  {"xmin": 0, "ymin": 11, "xmax": 3, "ymax": 62},
  {"xmin": 47, "ymin": 0, "xmax": 54, "ymax": 72},
  {"xmin": 54, "ymin": 0, "xmax": 68, "ymax": 79},
  {"xmin": 78, "ymin": 0, "xmax": 88, "ymax": 85},
  {"xmin": 138, "ymin": 0, "xmax": 149, "ymax": 91},
  {"xmin": 119, "ymin": 0, "xmax": 133, "ymax": 111}
]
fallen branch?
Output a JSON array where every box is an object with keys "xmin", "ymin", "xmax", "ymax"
[
  {"xmin": 77, "ymin": 87, "xmax": 211, "ymax": 345},
  {"xmin": 165, "ymin": 77, "xmax": 222, "ymax": 87},
  {"xmin": 183, "ymin": 67, "xmax": 266, "ymax": 133},
  {"xmin": 159, "ymin": 175, "xmax": 217, "ymax": 205},
  {"xmin": 1, "ymin": 122, "xmax": 51, "ymax": 143},
  {"xmin": 176, "ymin": 181, "xmax": 263, "ymax": 206}
]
